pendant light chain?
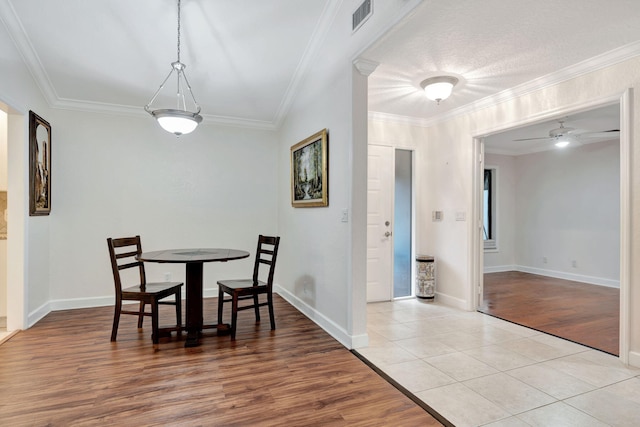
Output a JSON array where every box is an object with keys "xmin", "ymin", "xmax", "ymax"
[{"xmin": 176, "ymin": 0, "xmax": 181, "ymax": 63}]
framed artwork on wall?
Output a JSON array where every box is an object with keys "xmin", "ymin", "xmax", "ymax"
[
  {"xmin": 29, "ymin": 110, "xmax": 51, "ymax": 216},
  {"xmin": 290, "ymin": 129, "xmax": 328, "ymax": 207}
]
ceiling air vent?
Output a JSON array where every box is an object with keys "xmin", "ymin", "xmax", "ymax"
[{"xmin": 352, "ymin": 0, "xmax": 372, "ymax": 33}]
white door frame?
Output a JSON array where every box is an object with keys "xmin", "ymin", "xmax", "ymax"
[
  {"xmin": 470, "ymin": 91, "xmax": 631, "ymax": 363},
  {"xmin": 3, "ymin": 101, "xmax": 27, "ymax": 332}
]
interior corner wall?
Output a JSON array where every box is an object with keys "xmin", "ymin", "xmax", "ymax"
[
  {"xmin": 517, "ymin": 140, "xmax": 620, "ymax": 284},
  {"xmin": 274, "ymin": 0, "xmax": 424, "ymax": 348},
  {"xmin": 46, "ymin": 109, "xmax": 279, "ymax": 307},
  {"xmin": 1, "ymin": 17, "xmax": 52, "ymax": 329},
  {"xmin": 485, "ymin": 142, "xmax": 620, "ymax": 287}
]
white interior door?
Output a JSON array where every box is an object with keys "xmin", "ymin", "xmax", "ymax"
[{"xmin": 367, "ymin": 145, "xmax": 393, "ymax": 302}]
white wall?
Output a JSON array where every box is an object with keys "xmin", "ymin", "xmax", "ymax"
[
  {"xmin": 46, "ymin": 109, "xmax": 278, "ymax": 310},
  {"xmin": 275, "ymin": 0, "xmax": 423, "ymax": 347},
  {"xmin": 0, "ymin": 14, "xmax": 52, "ymax": 329},
  {"xmin": 518, "ymin": 140, "xmax": 620, "ymax": 284},
  {"xmin": 484, "ymin": 141, "xmax": 620, "ymax": 287}
]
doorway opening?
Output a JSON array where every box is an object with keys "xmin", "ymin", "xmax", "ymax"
[{"xmin": 473, "ymin": 100, "xmax": 629, "ymax": 358}]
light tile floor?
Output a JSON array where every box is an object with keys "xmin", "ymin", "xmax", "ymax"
[{"xmin": 360, "ymin": 299, "xmax": 640, "ymax": 427}]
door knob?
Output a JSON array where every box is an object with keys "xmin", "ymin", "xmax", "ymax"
[
  {"xmin": 385, "ymin": 221, "xmax": 390, "ymax": 226},
  {"xmin": 384, "ymin": 231, "xmax": 392, "ymax": 237}
]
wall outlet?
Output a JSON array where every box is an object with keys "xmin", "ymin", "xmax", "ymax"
[
  {"xmin": 571, "ymin": 260, "xmax": 577, "ymax": 268},
  {"xmin": 543, "ymin": 256, "xmax": 548, "ymax": 264},
  {"xmin": 432, "ymin": 211, "xmax": 443, "ymax": 221},
  {"xmin": 164, "ymin": 272, "xmax": 171, "ymax": 281}
]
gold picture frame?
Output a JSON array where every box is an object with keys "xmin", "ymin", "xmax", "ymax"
[
  {"xmin": 291, "ymin": 129, "xmax": 328, "ymax": 207},
  {"xmin": 29, "ymin": 111, "xmax": 51, "ymax": 216}
]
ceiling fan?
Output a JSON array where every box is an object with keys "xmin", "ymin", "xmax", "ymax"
[{"xmin": 513, "ymin": 119, "xmax": 619, "ymax": 143}]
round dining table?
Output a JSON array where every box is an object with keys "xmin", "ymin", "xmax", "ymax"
[{"xmin": 137, "ymin": 248, "xmax": 250, "ymax": 347}]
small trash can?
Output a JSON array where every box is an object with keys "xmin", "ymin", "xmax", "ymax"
[{"xmin": 416, "ymin": 255, "xmax": 435, "ymax": 300}]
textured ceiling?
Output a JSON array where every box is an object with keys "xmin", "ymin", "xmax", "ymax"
[
  {"xmin": 364, "ymin": 0, "xmax": 640, "ymax": 123},
  {"xmin": 2, "ymin": 0, "xmax": 640, "ymax": 133}
]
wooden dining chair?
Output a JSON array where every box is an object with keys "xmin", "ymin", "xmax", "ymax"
[
  {"xmin": 107, "ymin": 235, "xmax": 183, "ymax": 344},
  {"xmin": 217, "ymin": 235, "xmax": 281, "ymax": 341}
]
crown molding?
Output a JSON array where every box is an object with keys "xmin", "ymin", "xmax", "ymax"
[
  {"xmin": 354, "ymin": 58, "xmax": 380, "ymax": 76},
  {"xmin": 0, "ymin": 0, "xmax": 58, "ymax": 105},
  {"xmin": 272, "ymin": 0, "xmax": 342, "ymax": 129},
  {"xmin": 370, "ymin": 40, "xmax": 640, "ymax": 128},
  {"xmin": 52, "ymin": 97, "xmax": 278, "ymax": 131},
  {"xmin": 0, "ymin": 0, "xmax": 336, "ymax": 132}
]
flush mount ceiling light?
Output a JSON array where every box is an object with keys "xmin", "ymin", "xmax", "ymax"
[
  {"xmin": 420, "ymin": 76, "xmax": 459, "ymax": 105},
  {"xmin": 144, "ymin": 0, "xmax": 202, "ymax": 136}
]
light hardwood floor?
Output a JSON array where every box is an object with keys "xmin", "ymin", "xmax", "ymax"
[
  {"xmin": 479, "ymin": 271, "xmax": 619, "ymax": 355},
  {"xmin": 0, "ymin": 295, "xmax": 441, "ymax": 426}
]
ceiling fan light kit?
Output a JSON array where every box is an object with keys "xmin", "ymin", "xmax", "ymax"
[
  {"xmin": 144, "ymin": 0, "xmax": 202, "ymax": 136},
  {"xmin": 420, "ymin": 76, "xmax": 458, "ymax": 104}
]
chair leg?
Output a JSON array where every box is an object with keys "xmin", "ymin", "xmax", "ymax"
[
  {"xmin": 151, "ymin": 302, "xmax": 159, "ymax": 344},
  {"xmin": 217, "ymin": 287, "xmax": 224, "ymax": 325},
  {"xmin": 267, "ymin": 292, "xmax": 276, "ymax": 331},
  {"xmin": 137, "ymin": 301, "xmax": 146, "ymax": 328},
  {"xmin": 231, "ymin": 293, "xmax": 239, "ymax": 341},
  {"xmin": 175, "ymin": 291, "xmax": 182, "ymax": 331},
  {"xmin": 111, "ymin": 303, "xmax": 122, "ymax": 342},
  {"xmin": 253, "ymin": 294, "xmax": 260, "ymax": 322}
]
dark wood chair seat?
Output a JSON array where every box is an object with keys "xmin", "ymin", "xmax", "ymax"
[
  {"xmin": 217, "ymin": 235, "xmax": 280, "ymax": 341},
  {"xmin": 107, "ymin": 235, "xmax": 183, "ymax": 344}
]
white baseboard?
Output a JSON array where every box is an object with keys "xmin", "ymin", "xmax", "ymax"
[
  {"xmin": 38, "ymin": 285, "xmax": 361, "ymax": 349},
  {"xmin": 484, "ymin": 265, "xmax": 516, "ymax": 273},
  {"xmin": 432, "ymin": 292, "xmax": 468, "ymax": 310},
  {"xmin": 43, "ymin": 287, "xmax": 220, "ymax": 314},
  {"xmin": 28, "ymin": 302, "xmax": 51, "ymax": 328},
  {"xmin": 484, "ymin": 265, "xmax": 620, "ymax": 288},
  {"xmin": 274, "ymin": 284, "xmax": 358, "ymax": 349},
  {"xmin": 628, "ymin": 350, "xmax": 640, "ymax": 368}
]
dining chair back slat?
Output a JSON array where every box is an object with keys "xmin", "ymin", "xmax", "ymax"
[
  {"xmin": 107, "ymin": 235, "xmax": 183, "ymax": 344},
  {"xmin": 218, "ymin": 235, "xmax": 281, "ymax": 340}
]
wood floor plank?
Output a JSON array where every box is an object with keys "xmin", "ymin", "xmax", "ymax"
[
  {"xmin": 0, "ymin": 295, "xmax": 442, "ymax": 426},
  {"xmin": 479, "ymin": 271, "xmax": 619, "ymax": 355}
]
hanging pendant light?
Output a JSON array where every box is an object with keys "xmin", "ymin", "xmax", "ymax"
[{"xmin": 145, "ymin": 0, "xmax": 202, "ymax": 136}]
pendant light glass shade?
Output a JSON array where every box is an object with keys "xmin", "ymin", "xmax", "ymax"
[
  {"xmin": 154, "ymin": 109, "xmax": 202, "ymax": 135},
  {"xmin": 420, "ymin": 76, "xmax": 459, "ymax": 104},
  {"xmin": 144, "ymin": 0, "xmax": 202, "ymax": 136}
]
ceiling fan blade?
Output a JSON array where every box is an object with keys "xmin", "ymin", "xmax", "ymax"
[
  {"xmin": 577, "ymin": 129, "xmax": 620, "ymax": 138},
  {"xmin": 512, "ymin": 136, "xmax": 554, "ymax": 142}
]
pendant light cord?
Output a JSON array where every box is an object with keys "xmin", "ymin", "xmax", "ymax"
[{"xmin": 177, "ymin": 0, "xmax": 181, "ymax": 63}]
